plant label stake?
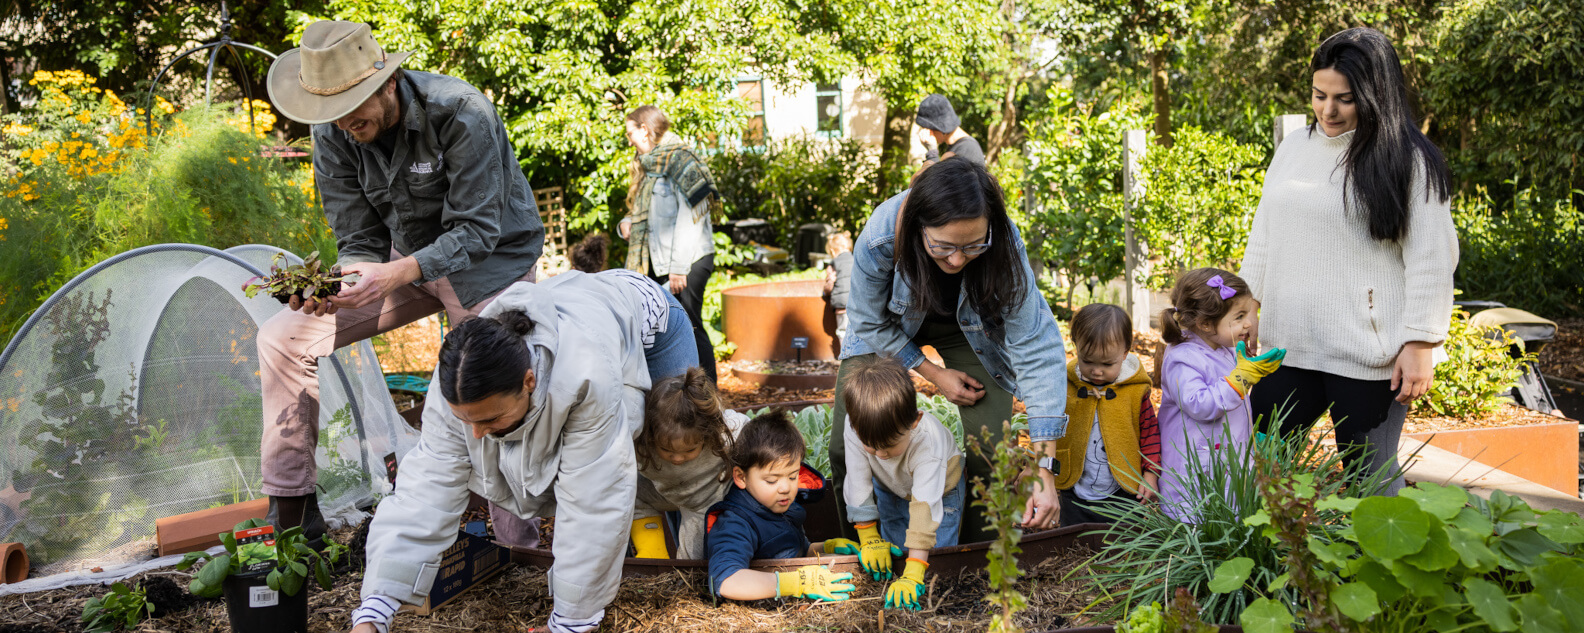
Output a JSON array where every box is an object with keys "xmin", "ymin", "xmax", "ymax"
[{"xmin": 791, "ymin": 336, "xmax": 809, "ymax": 363}]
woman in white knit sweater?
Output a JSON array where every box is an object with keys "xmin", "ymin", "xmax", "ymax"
[{"xmin": 1240, "ymin": 27, "xmax": 1457, "ymax": 495}]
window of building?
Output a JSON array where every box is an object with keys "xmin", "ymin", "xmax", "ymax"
[
  {"xmin": 737, "ymin": 78, "xmax": 766, "ymax": 147},
  {"xmin": 815, "ymin": 81, "xmax": 842, "ymax": 138}
]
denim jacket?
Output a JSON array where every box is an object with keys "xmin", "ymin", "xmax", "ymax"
[
  {"xmin": 314, "ymin": 70, "xmax": 544, "ymax": 308},
  {"xmin": 841, "ymin": 190, "xmax": 1070, "ymax": 441}
]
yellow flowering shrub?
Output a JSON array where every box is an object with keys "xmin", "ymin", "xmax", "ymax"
[{"xmin": 0, "ymin": 69, "xmax": 335, "ymax": 347}]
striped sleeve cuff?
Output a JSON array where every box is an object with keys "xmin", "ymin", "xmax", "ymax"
[{"xmin": 351, "ymin": 594, "xmax": 401, "ymax": 633}]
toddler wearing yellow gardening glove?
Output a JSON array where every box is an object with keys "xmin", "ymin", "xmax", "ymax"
[
  {"xmin": 1226, "ymin": 341, "xmax": 1285, "ymax": 397},
  {"xmin": 776, "ymin": 565, "xmax": 856, "ymax": 601},
  {"xmin": 822, "ymin": 537, "xmax": 859, "ymax": 555},
  {"xmin": 853, "ymin": 521, "xmax": 905, "ymax": 580},
  {"xmin": 884, "ymin": 557, "xmax": 929, "ymax": 610}
]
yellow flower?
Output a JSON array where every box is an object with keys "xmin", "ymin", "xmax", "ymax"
[
  {"xmin": 71, "ymin": 132, "xmax": 80, "ymax": 138},
  {"xmin": 80, "ymin": 147, "xmax": 98, "ymax": 159},
  {"xmin": 228, "ymin": 157, "xmax": 238, "ymax": 164},
  {"xmin": 75, "ymin": 111, "xmax": 92, "ymax": 124},
  {"xmin": 2, "ymin": 121, "xmax": 32, "ymax": 136}
]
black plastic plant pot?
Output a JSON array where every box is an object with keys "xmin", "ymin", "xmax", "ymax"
[{"xmin": 221, "ymin": 569, "xmax": 308, "ymax": 633}]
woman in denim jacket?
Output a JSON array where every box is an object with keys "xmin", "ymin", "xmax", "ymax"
[{"xmin": 829, "ymin": 159, "xmax": 1070, "ymax": 541}]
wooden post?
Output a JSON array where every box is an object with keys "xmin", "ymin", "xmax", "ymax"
[
  {"xmin": 1122, "ymin": 129, "xmax": 1150, "ymax": 333},
  {"xmin": 1272, "ymin": 114, "xmax": 1307, "ymax": 152}
]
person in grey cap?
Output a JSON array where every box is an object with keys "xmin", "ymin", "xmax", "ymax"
[
  {"xmin": 258, "ymin": 21, "xmax": 543, "ymax": 546},
  {"xmin": 915, "ymin": 94, "xmax": 985, "ymax": 168}
]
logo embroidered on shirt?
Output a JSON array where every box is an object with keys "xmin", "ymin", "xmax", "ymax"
[{"xmin": 409, "ymin": 161, "xmax": 433, "ymax": 174}]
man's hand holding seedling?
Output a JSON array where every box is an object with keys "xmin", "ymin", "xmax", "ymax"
[{"xmin": 332, "ymin": 258, "xmax": 423, "ymax": 310}]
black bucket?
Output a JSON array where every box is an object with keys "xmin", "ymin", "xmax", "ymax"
[{"xmin": 221, "ymin": 569, "xmax": 308, "ymax": 633}]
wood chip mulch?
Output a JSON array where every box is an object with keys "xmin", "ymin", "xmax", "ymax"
[
  {"xmin": 1539, "ymin": 317, "xmax": 1584, "ymax": 383},
  {"xmin": 0, "ymin": 521, "xmax": 1105, "ymax": 633}
]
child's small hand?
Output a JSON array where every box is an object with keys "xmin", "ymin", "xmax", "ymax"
[{"xmin": 1137, "ymin": 472, "xmax": 1160, "ymax": 504}]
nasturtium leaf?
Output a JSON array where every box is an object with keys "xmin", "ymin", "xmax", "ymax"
[
  {"xmin": 1210, "ymin": 558, "xmax": 1254, "ymax": 593},
  {"xmin": 1244, "ymin": 508, "xmax": 1271, "ymax": 527},
  {"xmin": 1445, "ymin": 526, "xmax": 1500, "ymax": 572},
  {"xmin": 1390, "ymin": 559, "xmax": 1446, "ymax": 601},
  {"xmin": 1462, "ymin": 577, "xmax": 1518, "ymax": 632},
  {"xmin": 1239, "ymin": 597, "xmax": 1295, "ymax": 633},
  {"xmin": 1354, "ymin": 496, "xmax": 1433, "ymax": 560},
  {"xmin": 1529, "ymin": 559, "xmax": 1584, "ymax": 629},
  {"xmin": 1516, "ymin": 594, "xmax": 1568, "ymax": 633},
  {"xmin": 1331, "ymin": 582, "xmax": 1381, "ymax": 621},
  {"xmin": 1267, "ymin": 571, "xmax": 1290, "ymax": 592},
  {"xmin": 1424, "ymin": 609, "xmax": 1459, "ymax": 630},
  {"xmin": 1354, "ymin": 559, "xmax": 1405, "ymax": 602},
  {"xmin": 1493, "ymin": 528, "xmax": 1563, "ymax": 569},
  {"xmin": 1402, "ymin": 483, "xmax": 1470, "ymax": 521},
  {"xmin": 1315, "ymin": 496, "xmax": 1360, "ymax": 513},
  {"xmin": 1307, "ymin": 537, "xmax": 1355, "ymax": 569},
  {"xmin": 1403, "ymin": 524, "xmax": 1459, "ymax": 572},
  {"xmin": 1536, "ymin": 511, "xmax": 1584, "ymax": 545}
]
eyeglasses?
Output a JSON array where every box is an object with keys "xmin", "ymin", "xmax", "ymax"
[{"xmin": 922, "ymin": 225, "xmax": 993, "ymax": 258}]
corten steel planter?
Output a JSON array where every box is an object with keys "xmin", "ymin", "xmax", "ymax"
[
  {"xmin": 508, "ymin": 522, "xmax": 1108, "ymax": 577},
  {"xmin": 722, "ymin": 280, "xmax": 839, "ymax": 363},
  {"xmin": 1404, "ymin": 420, "xmax": 1580, "ymax": 496}
]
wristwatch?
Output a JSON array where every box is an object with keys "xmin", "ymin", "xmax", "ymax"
[{"xmin": 1037, "ymin": 456, "xmax": 1059, "ymax": 476}]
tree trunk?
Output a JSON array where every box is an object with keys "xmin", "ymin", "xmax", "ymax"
[
  {"xmin": 876, "ymin": 102, "xmax": 914, "ymax": 199},
  {"xmin": 0, "ymin": 59, "xmax": 10, "ymax": 116},
  {"xmin": 1150, "ymin": 48, "xmax": 1171, "ymax": 147},
  {"xmin": 984, "ymin": 78, "xmax": 1020, "ymax": 166}
]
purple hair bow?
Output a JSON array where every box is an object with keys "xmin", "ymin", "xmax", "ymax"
[{"xmin": 1205, "ymin": 275, "xmax": 1236, "ymax": 300}]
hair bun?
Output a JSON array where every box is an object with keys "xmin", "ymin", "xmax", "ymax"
[{"xmin": 494, "ymin": 310, "xmax": 535, "ymax": 336}]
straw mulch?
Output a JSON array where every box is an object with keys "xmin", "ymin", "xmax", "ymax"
[{"xmin": 0, "ymin": 521, "xmax": 1105, "ymax": 633}]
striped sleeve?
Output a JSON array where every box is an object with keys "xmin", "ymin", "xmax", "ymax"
[{"xmin": 1139, "ymin": 393, "xmax": 1161, "ymax": 475}]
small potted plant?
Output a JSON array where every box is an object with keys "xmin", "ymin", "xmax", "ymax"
[
  {"xmin": 178, "ymin": 518, "xmax": 346, "ymax": 633},
  {"xmin": 241, "ymin": 251, "xmax": 351, "ymax": 305}
]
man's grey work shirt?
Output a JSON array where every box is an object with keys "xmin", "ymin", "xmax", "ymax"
[{"xmin": 313, "ymin": 70, "xmax": 544, "ymax": 308}]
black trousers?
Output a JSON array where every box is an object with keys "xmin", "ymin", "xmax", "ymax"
[
  {"xmin": 652, "ymin": 253, "xmax": 716, "ymax": 384},
  {"xmin": 1251, "ymin": 365, "xmax": 1406, "ymax": 495},
  {"xmin": 1058, "ymin": 488, "xmax": 1139, "ymax": 527}
]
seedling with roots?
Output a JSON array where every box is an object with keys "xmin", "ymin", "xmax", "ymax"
[{"xmin": 241, "ymin": 251, "xmax": 350, "ymax": 304}]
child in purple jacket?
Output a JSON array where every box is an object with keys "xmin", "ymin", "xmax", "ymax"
[{"xmin": 1156, "ymin": 268, "xmax": 1286, "ymax": 522}]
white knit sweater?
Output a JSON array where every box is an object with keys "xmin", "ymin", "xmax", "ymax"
[{"xmin": 1239, "ymin": 127, "xmax": 1458, "ymax": 381}]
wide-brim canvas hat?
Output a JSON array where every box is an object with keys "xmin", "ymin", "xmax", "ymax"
[{"xmin": 267, "ymin": 21, "xmax": 412, "ymax": 125}]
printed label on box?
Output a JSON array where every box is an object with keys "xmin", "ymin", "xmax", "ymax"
[{"xmin": 249, "ymin": 585, "xmax": 280, "ymax": 608}]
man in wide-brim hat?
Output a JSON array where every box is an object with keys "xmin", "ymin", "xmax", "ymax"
[{"xmin": 257, "ymin": 20, "xmax": 562, "ymax": 632}]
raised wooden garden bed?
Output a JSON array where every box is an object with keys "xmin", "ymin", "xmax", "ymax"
[{"xmin": 1405, "ymin": 418, "xmax": 1580, "ymax": 496}]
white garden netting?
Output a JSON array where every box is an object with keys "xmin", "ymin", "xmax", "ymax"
[{"xmin": 0, "ymin": 244, "xmax": 418, "ymax": 588}]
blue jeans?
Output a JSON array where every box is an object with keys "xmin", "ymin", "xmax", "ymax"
[
  {"xmin": 872, "ymin": 475, "xmax": 966, "ymax": 548},
  {"xmin": 644, "ymin": 292, "xmax": 699, "ymax": 383}
]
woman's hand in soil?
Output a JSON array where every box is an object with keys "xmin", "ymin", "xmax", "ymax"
[
  {"xmin": 334, "ymin": 258, "xmax": 423, "ymax": 310},
  {"xmin": 1392, "ymin": 341, "xmax": 1436, "ymax": 403},
  {"xmin": 349, "ymin": 624, "xmax": 380, "ymax": 633},
  {"xmin": 916, "ymin": 363, "xmax": 985, "ymax": 407}
]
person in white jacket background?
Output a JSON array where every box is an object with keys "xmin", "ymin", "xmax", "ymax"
[{"xmin": 348, "ymin": 269, "xmax": 698, "ymax": 633}]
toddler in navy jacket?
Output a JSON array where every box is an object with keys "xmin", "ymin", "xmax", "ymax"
[{"xmin": 705, "ymin": 411, "xmax": 853, "ymax": 602}]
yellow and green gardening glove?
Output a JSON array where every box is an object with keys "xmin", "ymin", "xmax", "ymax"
[
  {"xmin": 775, "ymin": 565, "xmax": 855, "ymax": 601},
  {"xmin": 1226, "ymin": 341, "xmax": 1286, "ymax": 397},
  {"xmin": 884, "ymin": 558, "xmax": 929, "ymax": 610},
  {"xmin": 822, "ymin": 538, "xmax": 860, "ymax": 555},
  {"xmin": 854, "ymin": 522, "xmax": 905, "ymax": 580},
  {"xmin": 630, "ymin": 516, "xmax": 668, "ymax": 559}
]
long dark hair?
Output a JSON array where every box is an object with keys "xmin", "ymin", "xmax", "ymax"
[
  {"xmin": 1310, "ymin": 27, "xmax": 1451, "ymax": 242},
  {"xmin": 895, "ymin": 159, "xmax": 1027, "ymax": 334},
  {"xmin": 437, "ymin": 311, "xmax": 535, "ymax": 404}
]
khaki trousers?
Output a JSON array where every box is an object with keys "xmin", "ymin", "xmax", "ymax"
[{"xmin": 257, "ymin": 265, "xmax": 534, "ymax": 496}]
